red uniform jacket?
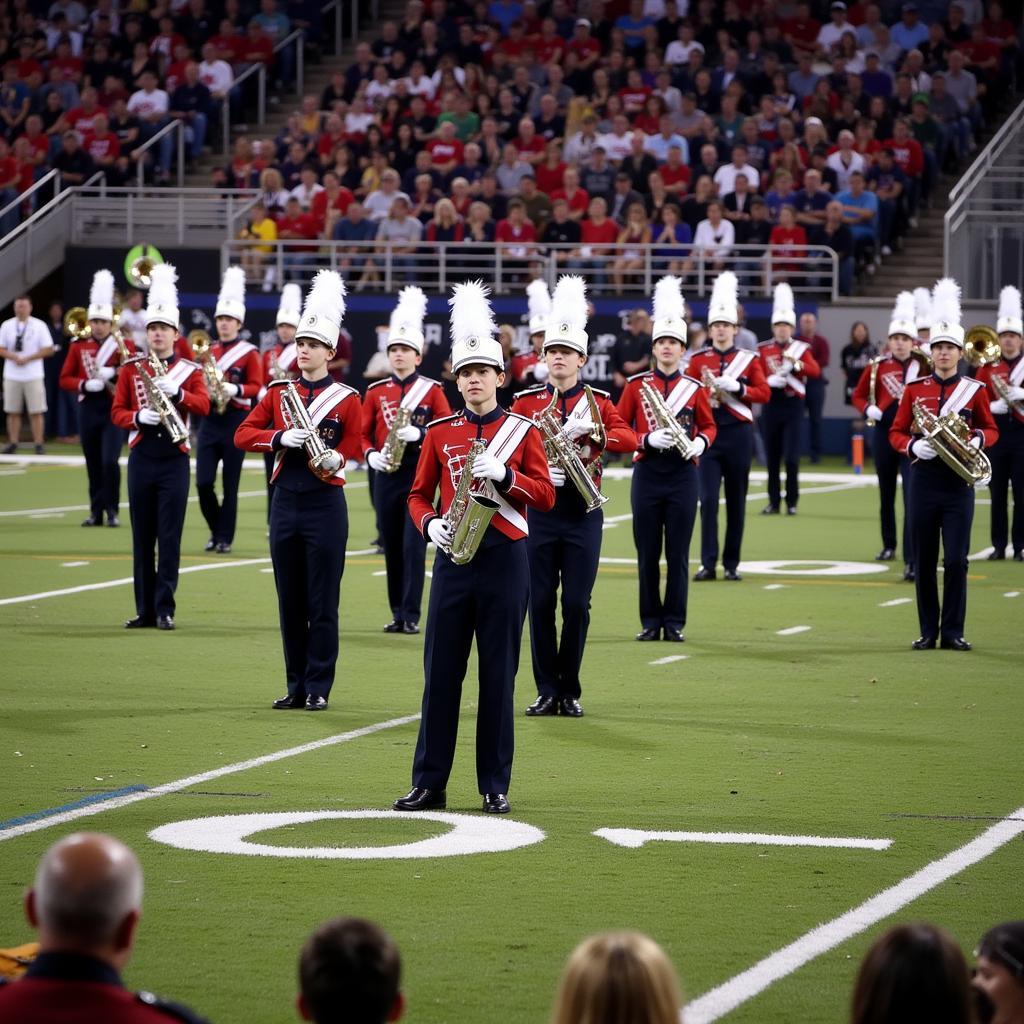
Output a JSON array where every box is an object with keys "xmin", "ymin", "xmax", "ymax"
[
  {"xmin": 889, "ymin": 373, "xmax": 999, "ymax": 458},
  {"xmin": 263, "ymin": 341, "xmax": 299, "ymax": 383},
  {"xmin": 199, "ymin": 339, "xmax": 264, "ymax": 412},
  {"xmin": 758, "ymin": 338, "xmax": 822, "ymax": 398},
  {"xmin": 851, "ymin": 354, "xmax": 926, "ymax": 419},
  {"xmin": 361, "ymin": 372, "xmax": 452, "ymax": 458},
  {"xmin": 685, "ymin": 345, "xmax": 771, "ymax": 423},
  {"xmin": 975, "ymin": 355, "xmax": 1024, "ymax": 426},
  {"xmin": 234, "ymin": 376, "xmax": 362, "ymax": 487},
  {"xmin": 111, "ymin": 354, "xmax": 209, "ymax": 452},
  {"xmin": 59, "ymin": 334, "xmax": 137, "ymax": 401},
  {"xmin": 616, "ymin": 369, "xmax": 717, "ymax": 460},
  {"xmin": 408, "ymin": 407, "xmax": 555, "ymax": 542},
  {"xmin": 510, "ymin": 350, "xmax": 543, "ymax": 385}
]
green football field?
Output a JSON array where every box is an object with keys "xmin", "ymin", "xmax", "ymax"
[{"xmin": 0, "ymin": 452, "xmax": 1020, "ymax": 1024}]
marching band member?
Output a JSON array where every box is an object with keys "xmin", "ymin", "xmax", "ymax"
[
  {"xmin": 852, "ymin": 291, "xmax": 924, "ymax": 579},
  {"xmin": 362, "ymin": 287, "xmax": 451, "ymax": 634},
  {"xmin": 235, "ymin": 271, "xmax": 363, "ymax": 711},
  {"xmin": 511, "ymin": 275, "xmax": 637, "ymax": 717},
  {"xmin": 687, "ymin": 271, "xmax": 769, "ymax": 581},
  {"xmin": 617, "ymin": 277, "xmax": 716, "ymax": 642},
  {"xmin": 914, "ymin": 286, "xmax": 932, "ymax": 356},
  {"xmin": 260, "ymin": 283, "xmax": 302, "ymax": 523},
  {"xmin": 758, "ymin": 283, "xmax": 821, "ymax": 516},
  {"xmin": 195, "ymin": 266, "xmax": 264, "ymax": 554},
  {"xmin": 58, "ymin": 270, "xmax": 135, "ymax": 527},
  {"xmin": 975, "ymin": 286, "xmax": 1024, "ymax": 561},
  {"xmin": 394, "ymin": 281, "xmax": 554, "ymax": 816},
  {"xmin": 111, "ymin": 264, "xmax": 209, "ymax": 630},
  {"xmin": 511, "ymin": 279, "xmax": 552, "ymax": 386},
  {"xmin": 890, "ymin": 278, "xmax": 998, "ymax": 651}
]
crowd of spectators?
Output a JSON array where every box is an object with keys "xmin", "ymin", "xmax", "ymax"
[{"xmin": 227, "ymin": 0, "xmax": 1020, "ymax": 296}]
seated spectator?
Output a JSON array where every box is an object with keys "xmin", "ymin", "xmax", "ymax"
[
  {"xmin": 464, "ymin": 199, "xmax": 496, "ymax": 249},
  {"xmin": 311, "ymin": 171, "xmax": 354, "ymax": 237},
  {"xmin": 835, "ymin": 169, "xmax": 878, "ymax": 272},
  {"xmin": 59, "ymin": 85, "xmax": 105, "ymax": 139},
  {"xmin": 533, "ymin": 94, "xmax": 566, "ymax": 144},
  {"xmin": 826, "ymin": 129, "xmax": 866, "ymax": 193},
  {"xmin": 737, "ymin": 197, "xmax": 774, "ymax": 290},
  {"xmin": 764, "ymin": 170, "xmax": 799, "ymax": 222},
  {"xmin": 376, "ymin": 195, "xmax": 422, "ymax": 282},
  {"xmin": 563, "ymin": 112, "xmax": 601, "ymax": 166},
  {"xmin": 426, "ymin": 120, "xmax": 463, "ymax": 178},
  {"xmin": 540, "ymin": 197, "xmax": 581, "ymax": 269},
  {"xmin": 694, "ymin": 199, "xmax": 735, "ymax": 272},
  {"xmin": 495, "ymin": 197, "xmax": 537, "ymax": 282},
  {"xmin": 399, "ymin": 149, "xmax": 440, "ymax": 198},
  {"xmin": 645, "ymin": 172, "xmax": 680, "ymax": 227},
  {"xmin": 316, "ymin": 113, "xmax": 347, "ymax": 170},
  {"xmin": 866, "ymin": 148, "xmax": 906, "ymax": 256},
  {"xmin": 333, "ymin": 201, "xmax": 378, "ymax": 288},
  {"xmin": 126, "ymin": 70, "xmax": 172, "ymax": 182},
  {"xmin": 290, "ymin": 164, "xmax": 325, "ymax": 212},
  {"xmin": 882, "ymin": 118, "xmax": 924, "ymax": 220},
  {"xmin": 296, "ymin": 917, "xmax": 403, "ymax": 1024},
  {"xmin": 425, "ymin": 196, "xmax": 463, "ymax": 244},
  {"xmin": 621, "ymin": 132, "xmax": 658, "ymax": 194},
  {"xmin": 792, "ymin": 167, "xmax": 831, "ymax": 229},
  {"xmin": 0, "ymin": 139, "xmax": 20, "ymax": 235},
  {"xmin": 600, "ymin": 113, "xmax": 635, "ymax": 164},
  {"xmin": 809, "ymin": 199, "xmax": 854, "ymax": 295},
  {"xmin": 239, "ymin": 201, "xmax": 278, "ymax": 288},
  {"xmin": 257, "ymin": 167, "xmax": 291, "ymax": 217},
  {"xmin": 169, "ymin": 62, "xmax": 210, "ymax": 161},
  {"xmin": 580, "ymin": 146, "xmax": 615, "ymax": 205},
  {"xmin": 680, "ymin": 174, "xmax": 714, "ymax": 234},
  {"xmin": 477, "ymin": 173, "xmax": 508, "ymax": 222},
  {"xmin": 236, "ymin": 20, "xmax": 275, "ymax": 76},
  {"xmin": 723, "ymin": 172, "xmax": 760, "ymax": 228},
  {"xmin": 343, "ymin": 96, "xmax": 375, "ymax": 143},
  {"xmin": 973, "ymin": 920, "xmax": 1024, "ymax": 1024},
  {"xmin": 516, "ymin": 175, "xmax": 552, "ymax": 235},
  {"xmin": 82, "ymin": 112, "xmax": 123, "ymax": 184},
  {"xmin": 611, "ymin": 201, "xmax": 652, "ymax": 290},
  {"xmin": 568, "ymin": 195, "xmax": 619, "ymax": 287},
  {"xmin": 409, "ymin": 171, "xmax": 441, "ymax": 225},
  {"xmin": 276, "ymin": 195, "xmax": 319, "ymax": 280},
  {"xmin": 608, "ymin": 171, "xmax": 644, "ymax": 226},
  {"xmin": 535, "ymin": 141, "xmax": 567, "ymax": 197},
  {"xmin": 659, "ymin": 144, "xmax": 692, "ymax": 198},
  {"xmin": 769, "ymin": 204, "xmax": 808, "ymax": 283},
  {"xmin": 651, "ymin": 201, "xmax": 693, "ymax": 278},
  {"xmin": 364, "ymin": 168, "xmax": 408, "ymax": 222},
  {"xmin": 52, "ymin": 129, "xmax": 94, "ymax": 184},
  {"xmin": 645, "ymin": 114, "xmax": 690, "ymax": 165},
  {"xmin": 496, "ymin": 141, "xmax": 531, "ymax": 197}
]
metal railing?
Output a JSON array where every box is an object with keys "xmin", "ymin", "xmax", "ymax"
[
  {"xmin": 274, "ymin": 28, "xmax": 305, "ymax": 99},
  {"xmin": 222, "ymin": 61, "xmax": 267, "ymax": 155},
  {"xmin": 0, "ymin": 168, "xmax": 63, "ymax": 228},
  {"xmin": 322, "ymin": 0, "xmax": 342, "ymax": 55},
  {"xmin": 221, "ymin": 238, "xmax": 839, "ymax": 299},
  {"xmin": 133, "ymin": 118, "xmax": 186, "ymax": 188}
]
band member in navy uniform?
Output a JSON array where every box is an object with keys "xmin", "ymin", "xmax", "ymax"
[
  {"xmin": 259, "ymin": 282, "xmax": 302, "ymax": 523},
  {"xmin": 511, "ymin": 275, "xmax": 637, "ymax": 717},
  {"xmin": 394, "ymin": 281, "xmax": 554, "ymax": 816},
  {"xmin": 111, "ymin": 264, "xmax": 209, "ymax": 630},
  {"xmin": 687, "ymin": 271, "xmax": 769, "ymax": 581},
  {"xmin": 975, "ymin": 286, "xmax": 1024, "ymax": 561},
  {"xmin": 617, "ymin": 277, "xmax": 717, "ymax": 642},
  {"xmin": 58, "ymin": 269, "xmax": 135, "ymax": 527},
  {"xmin": 890, "ymin": 278, "xmax": 999, "ymax": 651},
  {"xmin": 852, "ymin": 291, "xmax": 925, "ymax": 579},
  {"xmin": 195, "ymin": 266, "xmax": 264, "ymax": 553},
  {"xmin": 236, "ymin": 271, "xmax": 363, "ymax": 710},
  {"xmin": 363, "ymin": 287, "xmax": 451, "ymax": 634}
]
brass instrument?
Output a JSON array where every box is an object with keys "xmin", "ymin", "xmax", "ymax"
[
  {"xmin": 124, "ymin": 352, "xmax": 189, "ymax": 446},
  {"xmin": 443, "ymin": 439, "xmax": 499, "ymax": 565},
  {"xmin": 640, "ymin": 379, "xmax": 702, "ymax": 459},
  {"xmin": 379, "ymin": 406, "xmax": 412, "ymax": 474},
  {"xmin": 279, "ymin": 380, "xmax": 341, "ymax": 482},
  {"xmin": 911, "ymin": 398, "xmax": 992, "ymax": 485},
  {"xmin": 268, "ymin": 350, "xmax": 290, "ymax": 382},
  {"xmin": 909, "ymin": 347, "xmax": 932, "ymax": 374},
  {"xmin": 63, "ymin": 306, "xmax": 91, "ymax": 340},
  {"xmin": 964, "ymin": 325, "xmax": 1001, "ymax": 367},
  {"xmin": 992, "ymin": 373, "xmax": 1024, "ymax": 416},
  {"xmin": 536, "ymin": 388, "xmax": 608, "ymax": 512},
  {"xmin": 781, "ymin": 341, "xmax": 805, "ymax": 373},
  {"xmin": 189, "ymin": 330, "xmax": 229, "ymax": 414},
  {"xmin": 865, "ymin": 355, "xmax": 885, "ymax": 429},
  {"xmin": 700, "ymin": 366, "xmax": 723, "ymax": 409},
  {"xmin": 127, "ymin": 248, "xmax": 161, "ymax": 289}
]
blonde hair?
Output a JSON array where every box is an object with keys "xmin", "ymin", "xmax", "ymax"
[{"xmin": 550, "ymin": 932, "xmax": 684, "ymax": 1024}]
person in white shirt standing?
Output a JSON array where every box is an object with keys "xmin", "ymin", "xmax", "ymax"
[
  {"xmin": 1, "ymin": 294, "xmax": 54, "ymax": 454},
  {"xmin": 127, "ymin": 70, "xmax": 172, "ymax": 183}
]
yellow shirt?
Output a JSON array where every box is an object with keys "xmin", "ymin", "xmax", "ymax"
[{"xmin": 240, "ymin": 217, "xmax": 277, "ymax": 253}]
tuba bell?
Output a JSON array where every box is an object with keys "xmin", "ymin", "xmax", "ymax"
[
  {"xmin": 963, "ymin": 325, "xmax": 1001, "ymax": 367},
  {"xmin": 127, "ymin": 247, "xmax": 162, "ymax": 289},
  {"xmin": 63, "ymin": 306, "xmax": 91, "ymax": 340}
]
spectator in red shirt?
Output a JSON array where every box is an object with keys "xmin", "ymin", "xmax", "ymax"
[
  {"xmin": 237, "ymin": 21, "xmax": 274, "ymax": 68},
  {"xmin": 535, "ymin": 140, "xmax": 567, "ymax": 196},
  {"xmin": 780, "ymin": 2, "xmax": 821, "ymax": 59},
  {"xmin": 568, "ymin": 17, "xmax": 602, "ymax": 71},
  {"xmin": 11, "ymin": 136, "xmax": 37, "ymax": 194},
  {"xmin": 659, "ymin": 144, "xmax": 692, "ymax": 197},
  {"xmin": 50, "ymin": 41, "xmax": 85, "ymax": 85},
  {"xmin": 210, "ymin": 19, "xmax": 244, "ymax": 64},
  {"xmin": 61, "ymin": 86, "xmax": 106, "ymax": 138},
  {"xmin": 619, "ymin": 69, "xmax": 652, "ymax": 115},
  {"xmin": 496, "ymin": 20, "xmax": 528, "ymax": 62},
  {"xmin": 0, "ymin": 138, "xmax": 19, "ymax": 234},
  {"xmin": 549, "ymin": 165, "xmax": 590, "ymax": 222},
  {"xmin": 533, "ymin": 17, "xmax": 565, "ymax": 65},
  {"xmin": 769, "ymin": 205, "xmax": 808, "ymax": 280},
  {"xmin": 311, "ymin": 170, "xmax": 354, "ymax": 237},
  {"xmin": 81, "ymin": 112, "xmax": 123, "ymax": 183},
  {"xmin": 568, "ymin": 195, "xmax": 619, "ymax": 288},
  {"xmin": 150, "ymin": 15, "xmax": 186, "ymax": 65},
  {"xmin": 495, "ymin": 197, "xmax": 538, "ymax": 281},
  {"xmin": 513, "ymin": 117, "xmax": 547, "ymax": 167},
  {"xmin": 11, "ymin": 39, "xmax": 45, "ymax": 90},
  {"xmin": 18, "ymin": 115, "xmax": 50, "ymax": 170},
  {"xmin": 276, "ymin": 195, "xmax": 318, "ymax": 278},
  {"xmin": 316, "ymin": 113, "xmax": 347, "ymax": 168},
  {"xmin": 426, "ymin": 120, "xmax": 464, "ymax": 177},
  {"xmin": 883, "ymin": 117, "xmax": 924, "ymax": 218}
]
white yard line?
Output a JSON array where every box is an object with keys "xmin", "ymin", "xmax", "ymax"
[
  {"xmin": 61, "ymin": 561, "xmax": 89, "ymax": 568},
  {"xmin": 683, "ymin": 801, "xmax": 1024, "ymax": 1024},
  {"xmin": 1005, "ymin": 591, "xmax": 1020, "ymax": 598},
  {"xmin": 649, "ymin": 655, "xmax": 688, "ymax": 665},
  {"xmin": 763, "ymin": 584, "xmax": 787, "ymax": 591},
  {"xmin": 878, "ymin": 597, "xmax": 912, "ymax": 607},
  {"xmin": 596, "ymin": 829, "xmax": 891, "ymax": 851},
  {"xmin": 776, "ymin": 625, "xmax": 811, "ymax": 636}
]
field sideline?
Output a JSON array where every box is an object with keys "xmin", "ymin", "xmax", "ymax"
[{"xmin": 0, "ymin": 452, "xmax": 1020, "ymax": 1024}]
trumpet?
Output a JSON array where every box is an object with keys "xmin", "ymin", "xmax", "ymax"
[
  {"xmin": 379, "ymin": 406, "xmax": 412, "ymax": 474},
  {"xmin": 911, "ymin": 398, "xmax": 992, "ymax": 486},
  {"xmin": 124, "ymin": 352, "xmax": 189, "ymax": 446},
  {"xmin": 536, "ymin": 388, "xmax": 608, "ymax": 512},
  {"xmin": 279, "ymin": 380, "xmax": 341, "ymax": 482},
  {"xmin": 189, "ymin": 330, "xmax": 230, "ymax": 414},
  {"xmin": 964, "ymin": 325, "xmax": 1001, "ymax": 367},
  {"xmin": 443, "ymin": 439, "xmax": 499, "ymax": 565},
  {"xmin": 640, "ymin": 379, "xmax": 702, "ymax": 459}
]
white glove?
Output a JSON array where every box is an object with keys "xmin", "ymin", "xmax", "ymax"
[
  {"xmin": 138, "ymin": 407, "xmax": 161, "ymax": 426},
  {"xmin": 396, "ymin": 424, "xmax": 421, "ymax": 443},
  {"xmin": 533, "ymin": 362, "xmax": 550, "ymax": 382},
  {"xmin": 549, "ymin": 465, "xmax": 566, "ymax": 487},
  {"xmin": 280, "ymin": 427, "xmax": 311, "ymax": 448},
  {"xmin": 470, "ymin": 451, "xmax": 506, "ymax": 481},
  {"xmin": 989, "ymin": 398, "xmax": 1009, "ymax": 416},
  {"xmin": 319, "ymin": 450, "xmax": 342, "ymax": 473},
  {"xmin": 366, "ymin": 450, "xmax": 391, "ymax": 472},
  {"xmin": 565, "ymin": 418, "xmax": 597, "ymax": 440},
  {"xmin": 647, "ymin": 427, "xmax": 675, "ymax": 450},
  {"xmin": 155, "ymin": 376, "xmax": 180, "ymax": 397},
  {"xmin": 780, "ymin": 359, "xmax": 794, "ymax": 375},
  {"xmin": 427, "ymin": 517, "xmax": 453, "ymax": 548},
  {"xmin": 84, "ymin": 377, "xmax": 106, "ymax": 392},
  {"xmin": 767, "ymin": 373, "xmax": 788, "ymax": 389},
  {"xmin": 912, "ymin": 438, "xmax": 937, "ymax": 460},
  {"xmin": 865, "ymin": 404, "xmax": 883, "ymax": 422},
  {"xmin": 1008, "ymin": 384, "xmax": 1024, "ymax": 401},
  {"xmin": 968, "ymin": 434, "xmax": 983, "ymax": 450},
  {"xmin": 223, "ymin": 382, "xmax": 240, "ymax": 398},
  {"xmin": 687, "ymin": 436, "xmax": 707, "ymax": 459},
  {"xmin": 715, "ymin": 375, "xmax": 741, "ymax": 393},
  {"xmin": 98, "ymin": 365, "xmax": 116, "ymax": 381}
]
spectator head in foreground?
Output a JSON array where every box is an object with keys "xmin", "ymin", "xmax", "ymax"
[{"xmin": 974, "ymin": 921, "xmax": 1024, "ymax": 1024}]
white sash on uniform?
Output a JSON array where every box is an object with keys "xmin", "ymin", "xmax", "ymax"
[
  {"xmin": 939, "ymin": 377, "xmax": 983, "ymax": 417},
  {"xmin": 782, "ymin": 341, "xmax": 809, "ymax": 397},
  {"xmin": 94, "ymin": 337, "xmax": 119, "ymax": 367},
  {"xmin": 1009, "ymin": 358, "xmax": 1024, "ymax": 388},
  {"xmin": 273, "ymin": 381, "xmax": 355, "ymax": 481},
  {"xmin": 216, "ymin": 341, "xmax": 255, "ymax": 372},
  {"xmin": 277, "ymin": 343, "xmax": 298, "ymax": 371},
  {"xmin": 663, "ymin": 376, "xmax": 700, "ymax": 417},
  {"xmin": 480, "ymin": 413, "xmax": 533, "ymax": 534},
  {"xmin": 719, "ymin": 351, "xmax": 755, "ymax": 421},
  {"xmin": 399, "ymin": 375, "xmax": 435, "ymax": 411}
]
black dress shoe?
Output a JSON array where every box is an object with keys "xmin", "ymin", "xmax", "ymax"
[
  {"xmin": 156, "ymin": 615, "xmax": 175, "ymax": 630},
  {"xmin": 81, "ymin": 515, "xmax": 101, "ymax": 527},
  {"xmin": 876, "ymin": 548, "xmax": 896, "ymax": 561},
  {"xmin": 106, "ymin": 514, "xmax": 120, "ymax": 527},
  {"xmin": 663, "ymin": 627, "xmax": 685, "ymax": 642},
  {"xmin": 724, "ymin": 569, "xmax": 743, "ymax": 581},
  {"xmin": 941, "ymin": 636, "xmax": 972, "ymax": 651},
  {"xmin": 987, "ymin": 550, "xmax": 1006, "ymax": 561},
  {"xmin": 693, "ymin": 566, "xmax": 716, "ymax": 581},
  {"xmin": 911, "ymin": 636, "xmax": 936, "ymax": 650},
  {"xmin": 559, "ymin": 697, "xmax": 584, "ymax": 717},
  {"xmin": 272, "ymin": 693, "xmax": 305, "ymax": 709},
  {"xmin": 482, "ymin": 793, "xmax": 510, "ymax": 814},
  {"xmin": 394, "ymin": 787, "xmax": 446, "ymax": 811},
  {"xmin": 400, "ymin": 621, "xmax": 419, "ymax": 634},
  {"xmin": 903, "ymin": 566, "xmax": 916, "ymax": 582},
  {"xmin": 124, "ymin": 615, "xmax": 155, "ymax": 629},
  {"xmin": 761, "ymin": 505, "xmax": 780, "ymax": 515},
  {"xmin": 786, "ymin": 506, "xmax": 798, "ymax": 516},
  {"xmin": 383, "ymin": 620, "xmax": 405, "ymax": 633},
  {"xmin": 525, "ymin": 695, "xmax": 558, "ymax": 716},
  {"xmin": 204, "ymin": 537, "xmax": 216, "ymax": 551},
  {"xmin": 635, "ymin": 627, "xmax": 660, "ymax": 641},
  {"xmin": 215, "ymin": 541, "xmax": 232, "ymax": 554},
  {"xmin": 305, "ymin": 695, "xmax": 328, "ymax": 710}
]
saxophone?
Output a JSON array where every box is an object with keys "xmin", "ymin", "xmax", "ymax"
[
  {"xmin": 82, "ymin": 350, "xmax": 116, "ymax": 396},
  {"xmin": 279, "ymin": 381, "xmax": 341, "ymax": 482},
  {"xmin": 536, "ymin": 389, "xmax": 608, "ymax": 512},
  {"xmin": 442, "ymin": 439, "xmax": 499, "ymax": 565},
  {"xmin": 992, "ymin": 374, "xmax": 1024, "ymax": 416},
  {"xmin": 911, "ymin": 399, "xmax": 992, "ymax": 486},
  {"xmin": 269, "ymin": 351, "xmax": 287, "ymax": 382},
  {"xmin": 700, "ymin": 366, "xmax": 723, "ymax": 409},
  {"xmin": 379, "ymin": 406, "xmax": 412, "ymax": 474},
  {"xmin": 124, "ymin": 352, "xmax": 189, "ymax": 446},
  {"xmin": 190, "ymin": 331, "xmax": 230, "ymax": 414},
  {"xmin": 640, "ymin": 379, "xmax": 702, "ymax": 459}
]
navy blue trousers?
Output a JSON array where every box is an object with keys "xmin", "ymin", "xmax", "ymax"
[
  {"xmin": 874, "ymin": 428, "xmax": 914, "ymax": 565},
  {"xmin": 988, "ymin": 422, "xmax": 1024, "ymax": 554},
  {"xmin": 527, "ymin": 506, "xmax": 602, "ymax": 698},
  {"xmin": 263, "ymin": 451, "xmax": 275, "ymax": 524},
  {"xmin": 698, "ymin": 420, "xmax": 753, "ymax": 573},
  {"xmin": 78, "ymin": 401, "xmax": 124, "ymax": 519},
  {"xmin": 269, "ymin": 485, "xmax": 348, "ymax": 700},
  {"xmin": 631, "ymin": 458, "xmax": 698, "ymax": 631},
  {"xmin": 196, "ymin": 409, "xmax": 248, "ymax": 544},
  {"xmin": 763, "ymin": 395, "xmax": 804, "ymax": 509},
  {"xmin": 375, "ymin": 465, "xmax": 427, "ymax": 624},
  {"xmin": 413, "ymin": 540, "xmax": 529, "ymax": 795},
  {"xmin": 127, "ymin": 450, "xmax": 189, "ymax": 619}
]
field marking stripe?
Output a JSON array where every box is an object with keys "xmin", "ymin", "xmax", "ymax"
[
  {"xmin": 595, "ymin": 829, "xmax": 891, "ymax": 851},
  {"xmin": 878, "ymin": 597, "xmax": 912, "ymax": 607},
  {"xmin": 0, "ymin": 714, "xmax": 421, "ymax": 843},
  {"xmin": 0, "ymin": 785, "xmax": 149, "ymax": 830},
  {"xmin": 683, "ymin": 802, "xmax": 1024, "ymax": 1024},
  {"xmin": 649, "ymin": 655, "xmax": 688, "ymax": 665},
  {"xmin": 776, "ymin": 625, "xmax": 811, "ymax": 635}
]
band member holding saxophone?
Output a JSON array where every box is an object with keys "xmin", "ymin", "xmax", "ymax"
[
  {"xmin": 890, "ymin": 278, "xmax": 998, "ymax": 651},
  {"xmin": 235, "ymin": 271, "xmax": 363, "ymax": 710},
  {"xmin": 974, "ymin": 286, "xmax": 1024, "ymax": 561},
  {"xmin": 687, "ymin": 271, "xmax": 769, "ymax": 582},
  {"xmin": 511, "ymin": 276, "xmax": 637, "ymax": 718},
  {"xmin": 395, "ymin": 281, "xmax": 553, "ymax": 816},
  {"xmin": 852, "ymin": 291, "xmax": 925, "ymax": 579},
  {"xmin": 59, "ymin": 269, "xmax": 135, "ymax": 527},
  {"xmin": 111, "ymin": 264, "xmax": 209, "ymax": 630},
  {"xmin": 195, "ymin": 266, "xmax": 264, "ymax": 554},
  {"xmin": 758, "ymin": 282, "xmax": 821, "ymax": 516},
  {"xmin": 617, "ymin": 277, "xmax": 716, "ymax": 643},
  {"xmin": 362, "ymin": 287, "xmax": 451, "ymax": 635}
]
